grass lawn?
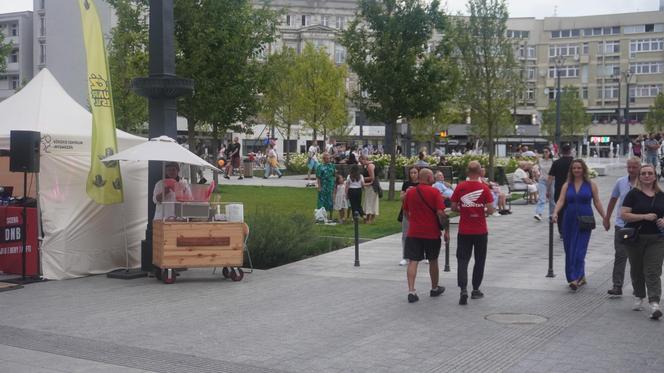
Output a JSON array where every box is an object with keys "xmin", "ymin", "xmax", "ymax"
[{"xmin": 216, "ymin": 185, "xmax": 403, "ymax": 240}]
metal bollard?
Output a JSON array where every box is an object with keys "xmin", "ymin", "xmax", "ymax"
[
  {"xmin": 546, "ymin": 216, "xmax": 555, "ymax": 278},
  {"xmin": 353, "ymin": 211, "xmax": 360, "ymax": 267},
  {"xmin": 444, "ymin": 238, "xmax": 450, "ymax": 272}
]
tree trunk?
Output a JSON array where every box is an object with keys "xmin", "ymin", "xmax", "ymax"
[
  {"xmin": 313, "ymin": 129, "xmax": 318, "ymax": 149},
  {"xmin": 285, "ymin": 124, "xmax": 291, "ymax": 167},
  {"xmin": 488, "ymin": 121, "xmax": 495, "ymax": 181},
  {"xmin": 387, "ymin": 120, "xmax": 398, "ymax": 201},
  {"xmin": 212, "ymin": 123, "xmax": 219, "ymax": 154},
  {"xmin": 187, "ymin": 116, "xmax": 196, "ymax": 151}
]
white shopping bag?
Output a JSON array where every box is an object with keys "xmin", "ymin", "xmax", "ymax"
[{"xmin": 314, "ymin": 207, "xmax": 328, "ymax": 223}]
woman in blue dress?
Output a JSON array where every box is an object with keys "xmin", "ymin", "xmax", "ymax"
[{"xmin": 552, "ymin": 159, "xmax": 606, "ymax": 291}]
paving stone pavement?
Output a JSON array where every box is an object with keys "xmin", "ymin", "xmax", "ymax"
[{"xmin": 1, "ymin": 162, "xmax": 663, "ymax": 372}]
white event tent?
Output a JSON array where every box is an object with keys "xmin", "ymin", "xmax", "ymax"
[{"xmin": 0, "ymin": 68, "xmax": 148, "ymax": 280}]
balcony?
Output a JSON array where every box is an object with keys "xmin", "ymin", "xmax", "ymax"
[{"xmin": 5, "ymin": 62, "xmax": 19, "ymax": 73}]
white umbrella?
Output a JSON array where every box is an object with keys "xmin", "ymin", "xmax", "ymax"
[{"xmin": 102, "ymin": 135, "xmax": 220, "ymax": 171}]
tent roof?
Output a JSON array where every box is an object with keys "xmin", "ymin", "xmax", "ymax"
[{"xmin": 0, "ymin": 68, "xmax": 143, "ymax": 147}]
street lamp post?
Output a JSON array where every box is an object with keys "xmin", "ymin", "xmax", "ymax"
[
  {"xmin": 554, "ymin": 55, "xmax": 565, "ymax": 148},
  {"xmin": 623, "ymin": 70, "xmax": 634, "ymax": 155},
  {"xmin": 613, "ymin": 73, "xmax": 622, "ymax": 152}
]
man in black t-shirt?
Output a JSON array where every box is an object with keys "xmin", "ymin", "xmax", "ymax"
[
  {"xmin": 547, "ymin": 144, "xmax": 574, "ymax": 236},
  {"xmin": 224, "ymin": 137, "xmax": 243, "ymax": 180}
]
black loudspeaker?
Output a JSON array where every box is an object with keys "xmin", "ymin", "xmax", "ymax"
[{"xmin": 10, "ymin": 130, "xmax": 41, "ymax": 173}]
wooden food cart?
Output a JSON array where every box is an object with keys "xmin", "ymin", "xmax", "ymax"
[{"xmin": 153, "ymin": 220, "xmax": 247, "ymax": 284}]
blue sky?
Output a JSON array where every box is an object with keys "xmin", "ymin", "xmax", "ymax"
[{"xmin": 0, "ymin": 0, "xmax": 660, "ymax": 19}]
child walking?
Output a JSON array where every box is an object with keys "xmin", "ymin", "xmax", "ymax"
[
  {"xmin": 333, "ymin": 175, "xmax": 348, "ymax": 223},
  {"xmin": 346, "ymin": 164, "xmax": 365, "ymax": 219}
]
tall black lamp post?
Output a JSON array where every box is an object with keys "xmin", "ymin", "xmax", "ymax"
[
  {"xmin": 553, "ymin": 55, "xmax": 565, "ymax": 147},
  {"xmin": 612, "ymin": 72, "xmax": 622, "ymax": 152},
  {"xmin": 131, "ymin": 0, "xmax": 194, "ymax": 273},
  {"xmin": 623, "ymin": 70, "xmax": 634, "ymax": 155}
]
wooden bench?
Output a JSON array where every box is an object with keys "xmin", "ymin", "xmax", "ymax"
[{"xmin": 506, "ymin": 173, "xmax": 529, "ymax": 207}]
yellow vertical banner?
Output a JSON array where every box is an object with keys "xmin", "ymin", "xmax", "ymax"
[{"xmin": 78, "ymin": 0, "xmax": 123, "ymax": 204}]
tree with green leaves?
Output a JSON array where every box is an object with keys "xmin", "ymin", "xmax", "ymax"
[
  {"xmin": 644, "ymin": 93, "xmax": 664, "ymax": 133},
  {"xmin": 341, "ymin": 0, "xmax": 458, "ymax": 200},
  {"xmin": 451, "ymin": 0, "xmax": 518, "ymax": 180},
  {"xmin": 107, "ymin": 0, "xmax": 149, "ymax": 132},
  {"xmin": 295, "ymin": 42, "xmax": 348, "ymax": 146},
  {"xmin": 260, "ymin": 47, "xmax": 300, "ymax": 166},
  {"xmin": 542, "ymin": 86, "xmax": 590, "ymax": 138},
  {"xmin": 173, "ymin": 0, "xmax": 280, "ymax": 150},
  {"xmin": 0, "ymin": 30, "xmax": 12, "ymax": 74}
]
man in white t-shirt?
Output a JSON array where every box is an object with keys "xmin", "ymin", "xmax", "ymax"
[{"xmin": 307, "ymin": 144, "xmax": 319, "ymax": 180}]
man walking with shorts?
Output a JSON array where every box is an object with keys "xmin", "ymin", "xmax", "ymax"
[
  {"xmin": 451, "ymin": 161, "xmax": 494, "ymax": 305},
  {"xmin": 403, "ymin": 168, "xmax": 448, "ymax": 303},
  {"xmin": 602, "ymin": 157, "xmax": 641, "ymax": 296}
]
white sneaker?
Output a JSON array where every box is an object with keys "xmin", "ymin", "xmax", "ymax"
[
  {"xmin": 534, "ymin": 214, "xmax": 542, "ymax": 221},
  {"xmin": 423, "ymin": 259, "xmax": 429, "ymax": 264},
  {"xmin": 399, "ymin": 259, "xmax": 407, "ymax": 266},
  {"xmin": 650, "ymin": 302, "xmax": 662, "ymax": 320},
  {"xmin": 633, "ymin": 297, "xmax": 644, "ymax": 311},
  {"xmin": 492, "ymin": 212, "xmax": 500, "ymax": 217}
]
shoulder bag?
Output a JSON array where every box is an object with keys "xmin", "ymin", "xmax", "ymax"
[
  {"xmin": 415, "ymin": 186, "xmax": 448, "ymax": 230},
  {"xmin": 576, "ymin": 183, "xmax": 596, "ymax": 231},
  {"xmin": 617, "ymin": 193, "xmax": 657, "ymax": 243}
]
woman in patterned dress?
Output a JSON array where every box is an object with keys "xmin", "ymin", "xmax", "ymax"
[{"xmin": 316, "ymin": 152, "xmax": 337, "ymax": 220}]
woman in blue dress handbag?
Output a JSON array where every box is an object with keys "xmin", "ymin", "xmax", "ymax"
[{"xmin": 552, "ymin": 159, "xmax": 606, "ymax": 291}]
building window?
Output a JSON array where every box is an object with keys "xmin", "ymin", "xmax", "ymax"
[
  {"xmin": 525, "ymin": 88, "xmax": 535, "ymax": 101},
  {"xmin": 527, "ymin": 46, "xmax": 536, "ymax": 59},
  {"xmin": 334, "ymin": 47, "xmax": 346, "ymax": 64},
  {"xmin": 11, "ymin": 76, "xmax": 19, "ymax": 90},
  {"xmin": 526, "ymin": 67, "xmax": 536, "ymax": 80},
  {"xmin": 40, "ymin": 44, "xmax": 46, "ymax": 64},
  {"xmin": 630, "ymin": 84, "xmax": 663, "ymax": 98},
  {"xmin": 335, "ymin": 16, "xmax": 345, "ymax": 29},
  {"xmin": 40, "ymin": 15, "xmax": 45, "ymax": 36},
  {"xmin": 549, "ymin": 44, "xmax": 579, "ymax": 57},
  {"xmin": 9, "ymin": 49, "xmax": 18, "ymax": 63},
  {"xmin": 321, "ymin": 15, "xmax": 328, "ymax": 27},
  {"xmin": 10, "ymin": 23, "xmax": 18, "ymax": 36},
  {"xmin": 599, "ymin": 85, "xmax": 619, "ymax": 99},
  {"xmin": 301, "ymin": 15, "xmax": 310, "ymax": 27},
  {"xmin": 548, "ymin": 65, "xmax": 579, "ymax": 78},
  {"xmin": 285, "ymin": 15, "xmax": 292, "ymax": 27},
  {"xmin": 551, "ymin": 29, "xmax": 580, "ymax": 38},
  {"xmin": 600, "ymin": 64, "xmax": 620, "ymax": 76},
  {"xmin": 630, "ymin": 61, "xmax": 664, "ymax": 75},
  {"xmin": 630, "ymin": 38, "xmax": 664, "ymax": 53},
  {"xmin": 598, "ymin": 40, "xmax": 620, "ymax": 54},
  {"xmin": 39, "ymin": 0, "xmax": 45, "ymax": 10},
  {"xmin": 583, "ymin": 26, "xmax": 620, "ymax": 36},
  {"xmin": 507, "ymin": 30, "xmax": 529, "ymax": 39},
  {"xmin": 582, "ymin": 86, "xmax": 588, "ymax": 99},
  {"xmin": 582, "ymin": 42, "xmax": 588, "ymax": 54}
]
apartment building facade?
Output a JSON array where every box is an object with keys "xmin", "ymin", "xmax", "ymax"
[
  {"xmin": 31, "ymin": 0, "xmax": 115, "ymax": 108},
  {"xmin": 506, "ymin": 11, "xmax": 664, "ymax": 138},
  {"xmin": 0, "ymin": 11, "xmax": 33, "ymax": 102}
]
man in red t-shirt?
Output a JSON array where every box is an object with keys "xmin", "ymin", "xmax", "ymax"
[
  {"xmin": 402, "ymin": 168, "xmax": 448, "ymax": 303},
  {"xmin": 450, "ymin": 161, "xmax": 494, "ymax": 305}
]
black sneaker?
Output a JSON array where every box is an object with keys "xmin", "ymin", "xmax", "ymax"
[
  {"xmin": 607, "ymin": 286, "xmax": 622, "ymax": 296},
  {"xmin": 408, "ymin": 293, "xmax": 419, "ymax": 303},
  {"xmin": 278, "ymin": 174, "xmax": 283, "ymax": 178},
  {"xmin": 430, "ymin": 286, "xmax": 446, "ymax": 297},
  {"xmin": 459, "ymin": 290, "xmax": 468, "ymax": 305},
  {"xmin": 224, "ymin": 175, "xmax": 230, "ymax": 179},
  {"xmin": 471, "ymin": 290, "xmax": 484, "ymax": 299},
  {"xmin": 238, "ymin": 176, "xmax": 243, "ymax": 180}
]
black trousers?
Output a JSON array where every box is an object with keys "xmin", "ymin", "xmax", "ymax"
[
  {"xmin": 347, "ymin": 188, "xmax": 364, "ymax": 217},
  {"xmin": 456, "ymin": 234, "xmax": 488, "ymax": 291}
]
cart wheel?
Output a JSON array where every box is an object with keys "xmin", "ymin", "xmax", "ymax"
[
  {"xmin": 229, "ymin": 267, "xmax": 244, "ymax": 282},
  {"xmin": 221, "ymin": 267, "xmax": 230, "ymax": 279},
  {"xmin": 162, "ymin": 268, "xmax": 176, "ymax": 284},
  {"xmin": 154, "ymin": 267, "xmax": 162, "ymax": 281}
]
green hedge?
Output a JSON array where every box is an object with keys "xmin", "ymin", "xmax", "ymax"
[{"xmin": 245, "ymin": 209, "xmax": 348, "ymax": 269}]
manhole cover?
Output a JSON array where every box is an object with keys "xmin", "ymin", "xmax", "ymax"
[{"xmin": 485, "ymin": 313, "xmax": 548, "ymax": 325}]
